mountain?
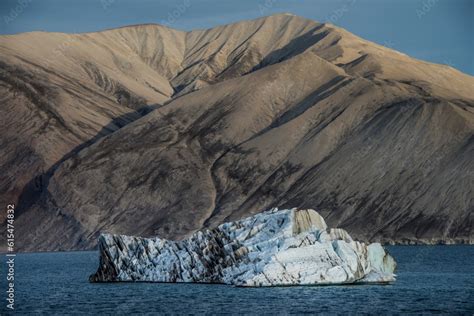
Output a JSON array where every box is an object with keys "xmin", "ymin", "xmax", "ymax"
[{"xmin": 0, "ymin": 14, "xmax": 472, "ymax": 251}]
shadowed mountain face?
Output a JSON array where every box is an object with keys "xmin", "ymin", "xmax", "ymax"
[{"xmin": 0, "ymin": 14, "xmax": 472, "ymax": 251}]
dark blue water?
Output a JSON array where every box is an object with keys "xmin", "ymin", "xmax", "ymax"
[{"xmin": 1, "ymin": 246, "xmax": 473, "ymax": 314}]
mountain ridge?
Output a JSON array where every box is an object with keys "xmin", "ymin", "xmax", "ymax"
[{"xmin": 0, "ymin": 14, "xmax": 472, "ymax": 251}]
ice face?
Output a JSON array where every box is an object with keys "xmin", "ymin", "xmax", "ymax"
[{"xmin": 90, "ymin": 208, "xmax": 396, "ymax": 286}]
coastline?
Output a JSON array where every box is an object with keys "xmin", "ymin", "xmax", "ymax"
[{"xmin": 1, "ymin": 237, "xmax": 473, "ymax": 254}]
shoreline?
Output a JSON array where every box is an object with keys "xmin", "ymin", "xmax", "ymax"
[{"xmin": 1, "ymin": 239, "xmax": 473, "ymax": 255}]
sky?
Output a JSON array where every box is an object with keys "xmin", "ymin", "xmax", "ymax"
[{"xmin": 0, "ymin": 0, "xmax": 472, "ymax": 75}]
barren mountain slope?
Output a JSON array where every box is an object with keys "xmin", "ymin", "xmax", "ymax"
[
  {"xmin": 1, "ymin": 14, "xmax": 473, "ymax": 251},
  {"xmin": 0, "ymin": 25, "xmax": 183, "ymax": 219},
  {"xmin": 0, "ymin": 14, "xmax": 329, "ymax": 214}
]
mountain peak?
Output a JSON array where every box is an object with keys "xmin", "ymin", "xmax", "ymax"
[
  {"xmin": 0, "ymin": 13, "xmax": 473, "ymax": 251},
  {"xmin": 266, "ymin": 12, "xmax": 298, "ymax": 17}
]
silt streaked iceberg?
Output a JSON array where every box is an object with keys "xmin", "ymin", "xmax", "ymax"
[{"xmin": 90, "ymin": 208, "xmax": 396, "ymax": 286}]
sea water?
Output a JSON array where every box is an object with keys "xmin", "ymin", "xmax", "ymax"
[{"xmin": 1, "ymin": 246, "xmax": 473, "ymax": 314}]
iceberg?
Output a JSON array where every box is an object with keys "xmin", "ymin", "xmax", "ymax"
[{"xmin": 90, "ymin": 208, "xmax": 396, "ymax": 286}]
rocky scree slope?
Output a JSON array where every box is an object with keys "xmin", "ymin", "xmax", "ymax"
[{"xmin": 0, "ymin": 14, "xmax": 472, "ymax": 251}]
